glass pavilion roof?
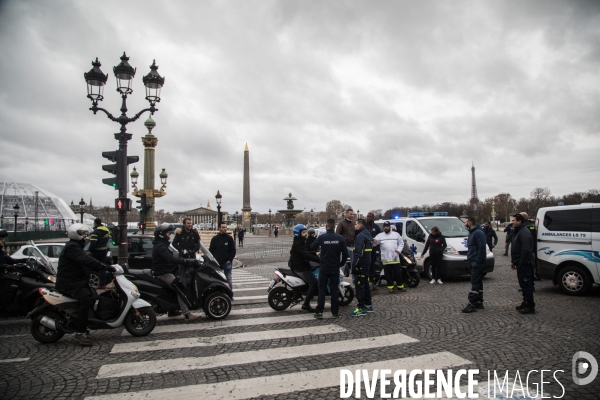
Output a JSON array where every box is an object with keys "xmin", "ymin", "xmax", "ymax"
[{"xmin": 0, "ymin": 182, "xmax": 77, "ymax": 222}]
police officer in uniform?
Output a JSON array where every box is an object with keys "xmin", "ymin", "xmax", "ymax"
[
  {"xmin": 511, "ymin": 213, "xmax": 536, "ymax": 314},
  {"xmin": 89, "ymin": 218, "xmax": 111, "ymax": 288},
  {"xmin": 520, "ymin": 212, "xmax": 540, "ymax": 281},
  {"xmin": 310, "ymin": 218, "xmax": 349, "ymax": 319},
  {"xmin": 350, "ymin": 219, "xmax": 374, "ymax": 316}
]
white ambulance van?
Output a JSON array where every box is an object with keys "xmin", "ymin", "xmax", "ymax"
[
  {"xmin": 375, "ymin": 213, "xmax": 494, "ymax": 279},
  {"xmin": 536, "ymin": 203, "xmax": 599, "ymax": 296}
]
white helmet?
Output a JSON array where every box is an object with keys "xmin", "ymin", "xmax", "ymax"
[{"xmin": 68, "ymin": 223, "xmax": 92, "ymax": 241}]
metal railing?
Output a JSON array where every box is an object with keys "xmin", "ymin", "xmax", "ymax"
[{"xmin": 237, "ymin": 240, "xmax": 292, "ymax": 258}]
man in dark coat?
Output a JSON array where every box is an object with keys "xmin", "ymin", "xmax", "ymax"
[
  {"xmin": 172, "ymin": 218, "xmax": 200, "ymax": 282},
  {"xmin": 511, "ymin": 213, "xmax": 536, "ymax": 314},
  {"xmin": 462, "ymin": 217, "xmax": 487, "ymax": 313},
  {"xmin": 209, "ymin": 223, "xmax": 236, "ymax": 290},
  {"xmin": 350, "ymin": 219, "xmax": 374, "ymax": 316},
  {"xmin": 482, "ymin": 221, "xmax": 498, "ymax": 251},
  {"xmin": 290, "ymin": 224, "xmax": 320, "ymax": 313},
  {"xmin": 89, "ymin": 218, "xmax": 111, "ymax": 288}
]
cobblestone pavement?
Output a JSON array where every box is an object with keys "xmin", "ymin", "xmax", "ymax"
[{"xmin": 1, "ymin": 232, "xmax": 599, "ymax": 399}]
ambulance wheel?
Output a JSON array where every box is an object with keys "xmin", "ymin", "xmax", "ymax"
[
  {"xmin": 424, "ymin": 260, "xmax": 433, "ymax": 280},
  {"xmin": 558, "ymin": 264, "xmax": 592, "ymax": 296}
]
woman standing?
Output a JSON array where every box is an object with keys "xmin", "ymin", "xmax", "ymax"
[{"xmin": 420, "ymin": 226, "xmax": 447, "ymax": 284}]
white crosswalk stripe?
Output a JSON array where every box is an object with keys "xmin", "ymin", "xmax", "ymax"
[{"xmin": 92, "ymin": 305, "xmax": 475, "ymax": 399}]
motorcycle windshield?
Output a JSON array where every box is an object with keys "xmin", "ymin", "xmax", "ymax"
[
  {"xmin": 199, "ymin": 242, "xmax": 222, "ymax": 270},
  {"xmin": 25, "ymin": 246, "xmax": 55, "ymax": 274}
]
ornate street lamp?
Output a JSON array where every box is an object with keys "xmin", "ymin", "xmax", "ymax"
[
  {"xmin": 13, "ymin": 202, "xmax": 19, "ymax": 240},
  {"xmin": 159, "ymin": 168, "xmax": 168, "ymax": 191},
  {"xmin": 215, "ymin": 190, "xmax": 222, "ymax": 226},
  {"xmin": 84, "ymin": 53, "xmax": 165, "ymax": 265},
  {"xmin": 130, "ymin": 166, "xmax": 139, "ymax": 190},
  {"xmin": 79, "ymin": 197, "xmax": 86, "ymax": 224},
  {"xmin": 269, "ymin": 209, "xmax": 272, "ymax": 237},
  {"xmin": 310, "ymin": 208, "xmax": 314, "ymax": 226}
]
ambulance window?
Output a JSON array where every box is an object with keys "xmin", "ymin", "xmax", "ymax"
[
  {"xmin": 592, "ymin": 208, "xmax": 600, "ymax": 233},
  {"xmin": 543, "ymin": 209, "xmax": 592, "ymax": 232},
  {"xmin": 406, "ymin": 221, "xmax": 425, "ymax": 242},
  {"xmin": 394, "ymin": 222, "xmax": 403, "ymax": 233}
]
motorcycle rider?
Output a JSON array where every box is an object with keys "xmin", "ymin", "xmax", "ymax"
[
  {"xmin": 172, "ymin": 217, "xmax": 200, "ymax": 282},
  {"xmin": 350, "ymin": 219, "xmax": 374, "ymax": 316},
  {"xmin": 152, "ymin": 223, "xmax": 200, "ymax": 322},
  {"xmin": 289, "ymin": 224, "xmax": 320, "ymax": 313},
  {"xmin": 310, "ymin": 218, "xmax": 348, "ymax": 319},
  {"xmin": 55, "ymin": 223, "xmax": 114, "ymax": 346},
  {"xmin": 88, "ymin": 218, "xmax": 111, "ymax": 289},
  {"xmin": 0, "ymin": 230, "xmax": 29, "ymax": 267},
  {"xmin": 305, "ymin": 228, "xmax": 317, "ymax": 251},
  {"xmin": 373, "ymin": 221, "xmax": 405, "ymax": 293}
]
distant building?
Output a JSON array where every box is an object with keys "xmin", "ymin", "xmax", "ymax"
[{"xmin": 173, "ymin": 206, "xmax": 229, "ymax": 228}]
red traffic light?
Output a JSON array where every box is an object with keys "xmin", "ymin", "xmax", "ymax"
[{"xmin": 115, "ymin": 198, "xmax": 131, "ymax": 211}]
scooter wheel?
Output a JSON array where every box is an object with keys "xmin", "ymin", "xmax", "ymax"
[
  {"xmin": 406, "ymin": 271, "xmax": 421, "ymax": 288},
  {"xmin": 124, "ymin": 307, "xmax": 157, "ymax": 336},
  {"xmin": 31, "ymin": 309, "xmax": 65, "ymax": 344},
  {"xmin": 268, "ymin": 287, "xmax": 292, "ymax": 311},
  {"xmin": 203, "ymin": 292, "xmax": 232, "ymax": 320},
  {"xmin": 338, "ymin": 286, "xmax": 354, "ymax": 306}
]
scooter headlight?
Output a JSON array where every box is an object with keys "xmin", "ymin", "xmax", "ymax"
[
  {"xmin": 444, "ymin": 246, "xmax": 459, "ymax": 255},
  {"xmin": 132, "ymin": 284, "xmax": 139, "ymax": 293},
  {"xmin": 47, "ymin": 275, "xmax": 57, "ymax": 283}
]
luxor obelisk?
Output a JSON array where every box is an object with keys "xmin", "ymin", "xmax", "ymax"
[{"xmin": 241, "ymin": 143, "xmax": 252, "ymax": 231}]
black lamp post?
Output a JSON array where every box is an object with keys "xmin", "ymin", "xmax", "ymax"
[
  {"xmin": 269, "ymin": 209, "xmax": 272, "ymax": 237},
  {"xmin": 310, "ymin": 208, "xmax": 313, "ymax": 226},
  {"xmin": 215, "ymin": 190, "xmax": 222, "ymax": 226},
  {"xmin": 1, "ymin": 215, "xmax": 3, "ymax": 229},
  {"xmin": 79, "ymin": 197, "xmax": 86, "ymax": 224},
  {"xmin": 13, "ymin": 203, "xmax": 19, "ymax": 240},
  {"xmin": 25, "ymin": 217, "xmax": 29, "ymax": 232},
  {"xmin": 84, "ymin": 53, "xmax": 165, "ymax": 265}
]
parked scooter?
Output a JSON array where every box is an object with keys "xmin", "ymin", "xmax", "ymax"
[
  {"xmin": 125, "ymin": 242, "xmax": 233, "ymax": 320},
  {"xmin": 0, "ymin": 248, "xmax": 57, "ymax": 317},
  {"xmin": 372, "ymin": 250, "xmax": 421, "ymax": 288},
  {"xmin": 27, "ymin": 264, "xmax": 156, "ymax": 343},
  {"xmin": 267, "ymin": 265, "xmax": 354, "ymax": 311}
]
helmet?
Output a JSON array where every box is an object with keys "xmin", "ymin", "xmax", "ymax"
[
  {"xmin": 308, "ymin": 228, "xmax": 315, "ymax": 235},
  {"xmin": 154, "ymin": 223, "xmax": 174, "ymax": 239},
  {"xmin": 67, "ymin": 223, "xmax": 92, "ymax": 241},
  {"xmin": 293, "ymin": 224, "xmax": 307, "ymax": 237}
]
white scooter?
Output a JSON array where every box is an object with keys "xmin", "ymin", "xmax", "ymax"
[
  {"xmin": 267, "ymin": 265, "xmax": 354, "ymax": 311},
  {"xmin": 27, "ymin": 265, "xmax": 156, "ymax": 343}
]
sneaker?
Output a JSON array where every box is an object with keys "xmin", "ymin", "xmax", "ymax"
[
  {"xmin": 515, "ymin": 301, "xmax": 526, "ymax": 311},
  {"xmin": 168, "ymin": 310, "xmax": 182, "ymax": 317},
  {"xmin": 74, "ymin": 333, "xmax": 93, "ymax": 346},
  {"xmin": 518, "ymin": 303, "xmax": 536, "ymax": 314},
  {"xmin": 437, "ymin": 279, "xmax": 443, "ymax": 284},
  {"xmin": 301, "ymin": 304, "xmax": 316, "ymax": 313},
  {"xmin": 314, "ymin": 312, "xmax": 323, "ymax": 319},
  {"xmin": 331, "ymin": 314, "xmax": 340, "ymax": 319},
  {"xmin": 349, "ymin": 307, "xmax": 366, "ymax": 317},
  {"xmin": 461, "ymin": 303, "xmax": 477, "ymax": 313},
  {"xmin": 430, "ymin": 279, "xmax": 436, "ymax": 284},
  {"xmin": 185, "ymin": 313, "xmax": 201, "ymax": 322},
  {"xmin": 474, "ymin": 302, "xmax": 484, "ymax": 309},
  {"xmin": 364, "ymin": 305, "xmax": 374, "ymax": 313}
]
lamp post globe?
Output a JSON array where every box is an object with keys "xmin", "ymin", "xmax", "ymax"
[
  {"xmin": 142, "ymin": 60, "xmax": 165, "ymax": 107},
  {"xmin": 113, "ymin": 52, "xmax": 136, "ymax": 95},
  {"xmin": 79, "ymin": 197, "xmax": 86, "ymax": 224},
  {"xmin": 130, "ymin": 166, "xmax": 139, "ymax": 189},
  {"xmin": 159, "ymin": 168, "xmax": 168, "ymax": 189}
]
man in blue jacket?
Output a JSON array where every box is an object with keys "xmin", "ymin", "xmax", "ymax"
[
  {"xmin": 462, "ymin": 217, "xmax": 487, "ymax": 313},
  {"xmin": 310, "ymin": 218, "xmax": 348, "ymax": 319},
  {"xmin": 350, "ymin": 219, "xmax": 374, "ymax": 316},
  {"xmin": 510, "ymin": 213, "xmax": 535, "ymax": 314}
]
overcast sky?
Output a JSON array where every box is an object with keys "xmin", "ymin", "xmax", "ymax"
[{"xmin": 1, "ymin": 0, "xmax": 599, "ymax": 216}]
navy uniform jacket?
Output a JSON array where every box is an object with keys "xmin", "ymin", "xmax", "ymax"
[
  {"xmin": 353, "ymin": 228, "xmax": 373, "ymax": 273},
  {"xmin": 466, "ymin": 225, "xmax": 487, "ymax": 265},
  {"xmin": 511, "ymin": 225, "xmax": 533, "ymax": 268},
  {"xmin": 310, "ymin": 229, "xmax": 349, "ymax": 274}
]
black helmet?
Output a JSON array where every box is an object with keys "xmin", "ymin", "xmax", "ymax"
[
  {"xmin": 154, "ymin": 223, "xmax": 174, "ymax": 239},
  {"xmin": 0, "ymin": 229, "xmax": 8, "ymax": 238}
]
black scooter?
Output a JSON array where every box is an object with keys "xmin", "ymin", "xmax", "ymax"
[
  {"xmin": 0, "ymin": 253, "xmax": 56, "ymax": 317},
  {"xmin": 372, "ymin": 249, "xmax": 421, "ymax": 288},
  {"xmin": 125, "ymin": 243, "xmax": 233, "ymax": 320}
]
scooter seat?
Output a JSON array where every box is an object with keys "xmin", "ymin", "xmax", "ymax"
[
  {"xmin": 142, "ymin": 269, "xmax": 154, "ymax": 279},
  {"xmin": 278, "ymin": 268, "xmax": 300, "ymax": 278}
]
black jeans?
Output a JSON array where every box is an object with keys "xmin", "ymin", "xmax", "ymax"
[
  {"xmin": 354, "ymin": 271, "xmax": 372, "ymax": 309},
  {"xmin": 70, "ymin": 287, "xmax": 95, "ymax": 334},
  {"xmin": 295, "ymin": 270, "xmax": 318, "ymax": 306},
  {"xmin": 316, "ymin": 270, "xmax": 339, "ymax": 315},
  {"xmin": 468, "ymin": 262, "xmax": 485, "ymax": 304},
  {"xmin": 383, "ymin": 263, "xmax": 403, "ymax": 287},
  {"xmin": 517, "ymin": 264, "xmax": 535, "ymax": 304},
  {"xmin": 430, "ymin": 253, "xmax": 443, "ymax": 280}
]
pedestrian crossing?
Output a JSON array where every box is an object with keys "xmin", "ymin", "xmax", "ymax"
[
  {"xmin": 232, "ymin": 269, "xmax": 270, "ymax": 286},
  {"xmin": 87, "ymin": 305, "xmax": 476, "ymax": 399}
]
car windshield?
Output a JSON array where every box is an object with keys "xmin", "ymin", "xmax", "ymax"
[{"xmin": 418, "ymin": 218, "xmax": 468, "ymax": 238}]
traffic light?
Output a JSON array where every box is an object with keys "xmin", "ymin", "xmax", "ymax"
[
  {"xmin": 138, "ymin": 222, "xmax": 146, "ymax": 232},
  {"xmin": 136, "ymin": 193, "xmax": 153, "ymax": 232},
  {"xmin": 102, "ymin": 150, "xmax": 139, "ymax": 191},
  {"xmin": 135, "ymin": 193, "xmax": 146, "ymax": 212},
  {"xmin": 102, "ymin": 150, "xmax": 120, "ymax": 189},
  {"xmin": 108, "ymin": 225, "xmax": 119, "ymax": 245}
]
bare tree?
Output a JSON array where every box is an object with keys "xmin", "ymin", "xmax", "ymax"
[
  {"xmin": 325, "ymin": 200, "xmax": 345, "ymax": 220},
  {"xmin": 493, "ymin": 193, "xmax": 516, "ymax": 222},
  {"xmin": 529, "ymin": 187, "xmax": 552, "ymax": 216}
]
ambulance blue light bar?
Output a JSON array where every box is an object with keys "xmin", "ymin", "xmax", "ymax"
[{"xmin": 409, "ymin": 211, "xmax": 449, "ymax": 217}]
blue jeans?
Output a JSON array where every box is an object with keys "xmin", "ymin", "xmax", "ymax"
[
  {"xmin": 468, "ymin": 262, "xmax": 485, "ymax": 304},
  {"xmin": 222, "ymin": 261, "xmax": 233, "ymax": 290}
]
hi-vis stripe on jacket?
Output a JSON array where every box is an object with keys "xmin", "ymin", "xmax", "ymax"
[{"xmin": 374, "ymin": 231, "xmax": 404, "ymax": 264}]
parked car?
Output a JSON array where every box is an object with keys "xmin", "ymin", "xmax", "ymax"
[{"xmin": 12, "ymin": 242, "xmax": 63, "ymax": 274}]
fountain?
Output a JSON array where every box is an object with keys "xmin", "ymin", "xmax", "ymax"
[{"xmin": 278, "ymin": 193, "xmax": 303, "ymax": 228}]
